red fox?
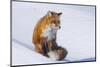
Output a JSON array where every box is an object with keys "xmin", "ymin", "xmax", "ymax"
[{"xmin": 32, "ymin": 11, "xmax": 68, "ymax": 60}]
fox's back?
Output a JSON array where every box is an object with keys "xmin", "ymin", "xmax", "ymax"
[{"xmin": 32, "ymin": 16, "xmax": 47, "ymax": 44}]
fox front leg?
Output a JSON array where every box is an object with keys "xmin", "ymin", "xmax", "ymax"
[
  {"xmin": 40, "ymin": 37, "xmax": 49, "ymax": 57},
  {"xmin": 48, "ymin": 39, "xmax": 58, "ymax": 50}
]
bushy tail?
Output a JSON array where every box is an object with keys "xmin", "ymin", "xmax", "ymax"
[{"xmin": 47, "ymin": 46, "xmax": 68, "ymax": 60}]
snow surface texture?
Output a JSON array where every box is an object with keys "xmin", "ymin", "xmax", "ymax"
[{"xmin": 12, "ymin": 1, "xmax": 96, "ymax": 66}]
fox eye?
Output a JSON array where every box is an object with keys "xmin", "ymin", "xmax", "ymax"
[
  {"xmin": 52, "ymin": 21, "xmax": 56, "ymax": 23},
  {"xmin": 58, "ymin": 20, "xmax": 60, "ymax": 24},
  {"xmin": 51, "ymin": 20, "xmax": 60, "ymax": 24}
]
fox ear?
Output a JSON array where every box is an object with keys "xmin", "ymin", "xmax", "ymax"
[
  {"xmin": 47, "ymin": 11, "xmax": 53, "ymax": 16},
  {"xmin": 58, "ymin": 12, "xmax": 62, "ymax": 16}
]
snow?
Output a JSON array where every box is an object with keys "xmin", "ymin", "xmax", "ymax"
[{"xmin": 12, "ymin": 1, "xmax": 96, "ymax": 66}]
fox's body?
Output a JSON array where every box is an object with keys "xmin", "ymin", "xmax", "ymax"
[{"xmin": 32, "ymin": 11, "xmax": 68, "ymax": 60}]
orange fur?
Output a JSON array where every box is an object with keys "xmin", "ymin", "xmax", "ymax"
[{"xmin": 32, "ymin": 14, "xmax": 50, "ymax": 54}]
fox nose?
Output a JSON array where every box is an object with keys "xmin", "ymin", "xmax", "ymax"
[{"xmin": 59, "ymin": 26, "xmax": 61, "ymax": 29}]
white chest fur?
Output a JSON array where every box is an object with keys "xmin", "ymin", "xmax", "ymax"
[{"xmin": 41, "ymin": 25, "xmax": 58, "ymax": 40}]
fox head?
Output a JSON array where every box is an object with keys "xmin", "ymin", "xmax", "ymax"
[{"xmin": 46, "ymin": 11, "xmax": 62, "ymax": 30}]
